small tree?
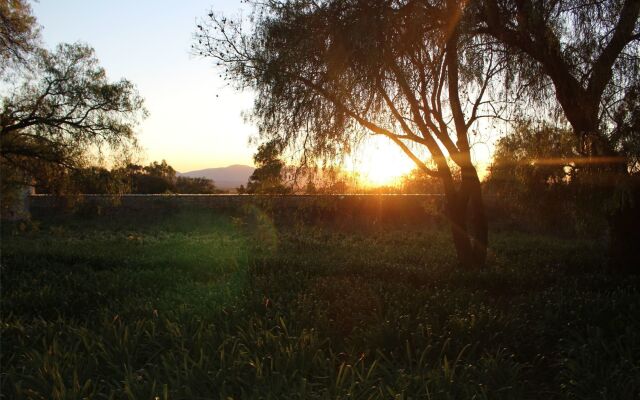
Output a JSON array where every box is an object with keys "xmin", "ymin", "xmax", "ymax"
[
  {"xmin": 69, "ymin": 166, "xmax": 129, "ymax": 195},
  {"xmin": 475, "ymin": 0, "xmax": 639, "ymax": 157},
  {"xmin": 175, "ymin": 176, "xmax": 219, "ymax": 194},
  {"xmin": 400, "ymin": 168, "xmax": 443, "ymax": 194},
  {"xmin": 246, "ymin": 140, "xmax": 292, "ymax": 194},
  {"xmin": 115, "ymin": 160, "xmax": 176, "ymax": 194}
]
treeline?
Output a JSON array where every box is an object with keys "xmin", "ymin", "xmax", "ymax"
[
  {"xmin": 241, "ymin": 120, "xmax": 631, "ymax": 237},
  {"xmin": 36, "ymin": 160, "xmax": 222, "ymax": 195},
  {"xmin": 482, "ymin": 121, "xmax": 634, "ymax": 235},
  {"xmin": 238, "ymin": 139, "xmax": 444, "ymax": 195}
]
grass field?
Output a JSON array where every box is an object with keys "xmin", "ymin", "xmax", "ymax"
[{"xmin": 2, "ymin": 210, "xmax": 639, "ymax": 399}]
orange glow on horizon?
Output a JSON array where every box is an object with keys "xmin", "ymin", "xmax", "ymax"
[
  {"xmin": 348, "ymin": 136, "xmax": 495, "ymax": 187},
  {"xmin": 347, "ymin": 138, "xmax": 417, "ymax": 187}
]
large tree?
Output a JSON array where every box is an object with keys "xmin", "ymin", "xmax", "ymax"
[
  {"xmin": 475, "ymin": 0, "xmax": 639, "ymax": 154},
  {"xmin": 0, "ymin": 0, "xmax": 39, "ymax": 70},
  {"xmin": 195, "ymin": 0, "xmax": 505, "ymax": 268},
  {"xmin": 1, "ymin": 42, "xmax": 147, "ymax": 194},
  {"xmin": 473, "ymin": 0, "xmax": 640, "ymax": 269}
]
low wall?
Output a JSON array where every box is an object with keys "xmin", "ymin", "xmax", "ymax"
[{"xmin": 28, "ymin": 194, "xmax": 446, "ymax": 226}]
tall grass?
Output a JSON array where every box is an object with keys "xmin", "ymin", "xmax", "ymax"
[{"xmin": 1, "ymin": 210, "xmax": 639, "ymax": 399}]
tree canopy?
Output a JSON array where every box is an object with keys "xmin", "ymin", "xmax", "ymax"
[
  {"xmin": 472, "ymin": 0, "xmax": 639, "ymax": 269},
  {"xmin": 1, "ymin": 2, "xmax": 146, "ymax": 201},
  {"xmin": 195, "ymin": 0, "xmax": 505, "ymax": 268},
  {"xmin": 0, "ymin": 0, "xmax": 39, "ymax": 70},
  {"xmin": 245, "ymin": 140, "xmax": 292, "ymax": 194},
  {"xmin": 1, "ymin": 42, "xmax": 146, "ymax": 193},
  {"xmin": 195, "ymin": 0, "xmax": 640, "ymax": 269},
  {"xmin": 474, "ymin": 0, "xmax": 639, "ymax": 162}
]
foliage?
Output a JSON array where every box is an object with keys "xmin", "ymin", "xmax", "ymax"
[
  {"xmin": 473, "ymin": 0, "xmax": 640, "ymax": 269},
  {"xmin": 489, "ymin": 122, "xmax": 578, "ymax": 185},
  {"xmin": 484, "ymin": 121, "xmax": 611, "ymax": 233},
  {"xmin": 195, "ymin": 0, "xmax": 504, "ymax": 268},
  {"xmin": 486, "ymin": 122, "xmax": 576, "ymax": 209},
  {"xmin": 195, "ymin": 0, "xmax": 499, "ymax": 169},
  {"xmin": 68, "ymin": 166, "xmax": 130, "ymax": 195},
  {"xmin": 612, "ymin": 85, "xmax": 640, "ymax": 172},
  {"xmin": 474, "ymin": 0, "xmax": 640, "ymax": 159},
  {"xmin": 0, "ymin": 0, "xmax": 39, "ymax": 70},
  {"xmin": 1, "ymin": 42, "xmax": 146, "ymax": 198},
  {"xmin": 2, "ymin": 210, "xmax": 639, "ymax": 398},
  {"xmin": 400, "ymin": 167, "xmax": 444, "ymax": 194},
  {"xmin": 112, "ymin": 160, "xmax": 221, "ymax": 194},
  {"xmin": 245, "ymin": 140, "xmax": 292, "ymax": 194},
  {"xmin": 124, "ymin": 160, "xmax": 177, "ymax": 194},
  {"xmin": 302, "ymin": 166, "xmax": 357, "ymax": 194},
  {"xmin": 175, "ymin": 176, "xmax": 220, "ymax": 194},
  {"xmin": 28, "ymin": 160, "xmax": 221, "ymax": 195}
]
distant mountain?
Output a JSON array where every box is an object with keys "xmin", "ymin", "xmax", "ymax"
[{"xmin": 178, "ymin": 164, "xmax": 255, "ymax": 190}]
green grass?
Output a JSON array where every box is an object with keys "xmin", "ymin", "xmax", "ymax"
[{"xmin": 1, "ymin": 210, "xmax": 639, "ymax": 399}]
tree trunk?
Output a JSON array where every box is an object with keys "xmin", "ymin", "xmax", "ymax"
[
  {"xmin": 577, "ymin": 130, "xmax": 638, "ymax": 273},
  {"xmin": 442, "ymin": 169, "xmax": 488, "ymax": 270},
  {"xmin": 446, "ymin": 195, "xmax": 475, "ymax": 270},
  {"xmin": 463, "ymin": 169, "xmax": 488, "ymax": 268},
  {"xmin": 607, "ymin": 173, "xmax": 640, "ymax": 273}
]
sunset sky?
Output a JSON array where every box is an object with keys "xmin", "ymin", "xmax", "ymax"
[
  {"xmin": 32, "ymin": 0, "xmax": 493, "ymax": 182},
  {"xmin": 32, "ymin": 0, "xmax": 257, "ymax": 173}
]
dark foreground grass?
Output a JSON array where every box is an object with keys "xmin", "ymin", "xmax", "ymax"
[{"xmin": 1, "ymin": 210, "xmax": 639, "ymax": 399}]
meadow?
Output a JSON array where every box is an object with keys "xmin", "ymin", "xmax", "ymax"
[{"xmin": 1, "ymin": 209, "xmax": 639, "ymax": 399}]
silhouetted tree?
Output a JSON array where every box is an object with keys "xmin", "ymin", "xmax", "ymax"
[
  {"xmin": 1, "ymin": 42, "xmax": 146, "ymax": 197},
  {"xmin": 70, "ymin": 166, "xmax": 129, "ymax": 195},
  {"xmin": 484, "ymin": 121, "xmax": 594, "ymax": 231},
  {"xmin": 144, "ymin": 160, "xmax": 176, "ymax": 181},
  {"xmin": 475, "ymin": 0, "xmax": 639, "ymax": 157},
  {"xmin": 53, "ymin": 160, "xmax": 221, "ymax": 194},
  {"xmin": 175, "ymin": 176, "xmax": 220, "ymax": 194},
  {"xmin": 115, "ymin": 160, "xmax": 176, "ymax": 194},
  {"xmin": 489, "ymin": 122, "xmax": 578, "ymax": 187},
  {"xmin": 246, "ymin": 140, "xmax": 292, "ymax": 194},
  {"xmin": 322, "ymin": 167, "xmax": 358, "ymax": 194},
  {"xmin": 0, "ymin": 0, "xmax": 39, "ymax": 69},
  {"xmin": 474, "ymin": 0, "xmax": 640, "ymax": 269},
  {"xmin": 400, "ymin": 168, "xmax": 443, "ymax": 194},
  {"xmin": 195, "ymin": 0, "xmax": 505, "ymax": 268},
  {"xmin": 304, "ymin": 180, "xmax": 317, "ymax": 194}
]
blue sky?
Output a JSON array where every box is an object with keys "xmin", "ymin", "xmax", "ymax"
[{"xmin": 32, "ymin": 1, "xmax": 256, "ymax": 172}]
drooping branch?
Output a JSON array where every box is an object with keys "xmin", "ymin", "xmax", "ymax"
[{"xmin": 295, "ymin": 74, "xmax": 440, "ymax": 177}]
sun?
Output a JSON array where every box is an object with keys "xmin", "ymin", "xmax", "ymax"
[
  {"xmin": 362, "ymin": 160, "xmax": 412, "ymax": 186},
  {"xmin": 347, "ymin": 137, "xmax": 417, "ymax": 187},
  {"xmin": 344, "ymin": 135, "xmax": 495, "ymax": 187}
]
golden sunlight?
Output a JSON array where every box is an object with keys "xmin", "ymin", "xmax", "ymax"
[
  {"xmin": 348, "ymin": 138, "xmax": 416, "ymax": 186},
  {"xmin": 347, "ymin": 137, "xmax": 495, "ymax": 186}
]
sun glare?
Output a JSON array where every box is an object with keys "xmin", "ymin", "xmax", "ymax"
[
  {"xmin": 346, "ymin": 136, "xmax": 495, "ymax": 187},
  {"xmin": 348, "ymin": 138, "xmax": 416, "ymax": 187}
]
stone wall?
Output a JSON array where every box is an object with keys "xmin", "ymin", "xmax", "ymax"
[{"xmin": 28, "ymin": 194, "xmax": 446, "ymax": 227}]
